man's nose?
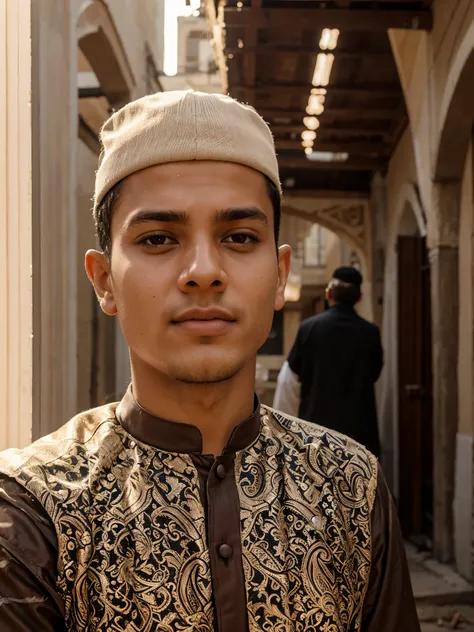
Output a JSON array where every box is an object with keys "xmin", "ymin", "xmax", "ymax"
[{"xmin": 177, "ymin": 242, "xmax": 228, "ymax": 292}]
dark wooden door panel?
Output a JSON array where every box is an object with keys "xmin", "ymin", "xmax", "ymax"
[{"xmin": 397, "ymin": 235, "xmax": 424, "ymax": 537}]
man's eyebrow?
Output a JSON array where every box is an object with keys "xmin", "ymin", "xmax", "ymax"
[
  {"xmin": 214, "ymin": 207, "xmax": 269, "ymax": 225},
  {"xmin": 124, "ymin": 207, "xmax": 268, "ymax": 230},
  {"xmin": 125, "ymin": 210, "xmax": 189, "ymax": 229}
]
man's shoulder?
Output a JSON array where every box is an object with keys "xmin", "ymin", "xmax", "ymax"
[
  {"xmin": 0, "ymin": 403, "xmax": 120, "ymax": 479},
  {"xmin": 263, "ymin": 405, "xmax": 378, "ymax": 469},
  {"xmin": 298, "ymin": 311, "xmax": 329, "ymax": 334},
  {"xmin": 355, "ymin": 312, "xmax": 380, "ymax": 332}
]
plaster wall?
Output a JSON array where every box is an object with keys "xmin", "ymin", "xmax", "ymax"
[
  {"xmin": 0, "ymin": 0, "xmax": 33, "ymax": 450},
  {"xmin": 106, "ymin": 0, "xmax": 165, "ymax": 95},
  {"xmin": 379, "ymin": 129, "xmax": 420, "ymax": 491}
]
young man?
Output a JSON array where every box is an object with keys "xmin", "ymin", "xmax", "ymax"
[
  {"xmin": 0, "ymin": 91, "xmax": 419, "ymax": 631},
  {"xmin": 274, "ymin": 266, "xmax": 383, "ymax": 457}
]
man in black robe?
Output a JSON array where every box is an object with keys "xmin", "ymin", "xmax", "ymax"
[{"xmin": 274, "ymin": 266, "xmax": 383, "ymax": 457}]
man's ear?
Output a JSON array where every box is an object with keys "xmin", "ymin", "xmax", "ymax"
[
  {"xmin": 85, "ymin": 250, "xmax": 117, "ymax": 316},
  {"xmin": 275, "ymin": 245, "xmax": 292, "ymax": 311}
]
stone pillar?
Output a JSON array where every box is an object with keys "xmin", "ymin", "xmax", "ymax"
[
  {"xmin": 429, "ymin": 245, "xmax": 459, "ymax": 562},
  {"xmin": 0, "ymin": 0, "xmax": 34, "ymax": 449},
  {"xmin": 429, "ymin": 181, "xmax": 461, "ymax": 563},
  {"xmin": 31, "ymin": 0, "xmax": 78, "ymax": 438}
]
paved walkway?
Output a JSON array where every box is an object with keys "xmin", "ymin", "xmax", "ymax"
[{"xmin": 406, "ymin": 544, "xmax": 474, "ymax": 630}]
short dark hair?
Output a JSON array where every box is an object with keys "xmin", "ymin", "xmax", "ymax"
[
  {"xmin": 330, "ymin": 279, "xmax": 361, "ymax": 307},
  {"xmin": 93, "ymin": 174, "xmax": 281, "ymax": 257}
]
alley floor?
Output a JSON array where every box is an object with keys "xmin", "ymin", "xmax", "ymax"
[
  {"xmin": 406, "ymin": 544, "xmax": 474, "ymax": 630},
  {"xmin": 417, "ymin": 605, "xmax": 474, "ymax": 631}
]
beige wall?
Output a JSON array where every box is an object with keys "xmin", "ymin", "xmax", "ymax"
[
  {"xmin": 378, "ymin": 128, "xmax": 423, "ymax": 492},
  {"xmin": 106, "ymin": 0, "xmax": 164, "ymax": 96},
  {"xmin": 0, "ymin": 0, "xmax": 34, "ymax": 450},
  {"xmin": 325, "ymin": 229, "xmax": 341, "ymax": 277}
]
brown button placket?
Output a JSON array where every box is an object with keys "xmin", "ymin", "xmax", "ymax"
[{"xmin": 199, "ymin": 453, "xmax": 249, "ymax": 632}]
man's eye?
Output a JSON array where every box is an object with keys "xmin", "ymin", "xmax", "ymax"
[
  {"xmin": 140, "ymin": 234, "xmax": 176, "ymax": 246},
  {"xmin": 223, "ymin": 233, "xmax": 259, "ymax": 245}
]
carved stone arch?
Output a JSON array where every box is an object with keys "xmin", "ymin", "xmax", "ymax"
[
  {"xmin": 282, "ymin": 195, "xmax": 370, "ymax": 269},
  {"xmin": 393, "ymin": 182, "xmax": 427, "ymax": 242},
  {"xmin": 435, "ymin": 20, "xmax": 474, "ymax": 182},
  {"xmin": 77, "ymin": 0, "xmax": 135, "ymax": 107}
]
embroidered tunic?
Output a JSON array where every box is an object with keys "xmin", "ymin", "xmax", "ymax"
[{"xmin": 0, "ymin": 389, "xmax": 419, "ymax": 632}]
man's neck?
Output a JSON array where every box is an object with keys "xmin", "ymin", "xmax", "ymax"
[{"xmin": 129, "ymin": 359, "xmax": 257, "ymax": 456}]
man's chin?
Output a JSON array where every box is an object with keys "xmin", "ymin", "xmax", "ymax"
[
  {"xmin": 176, "ymin": 373, "xmax": 237, "ymax": 386},
  {"xmin": 166, "ymin": 354, "xmax": 245, "ymax": 385}
]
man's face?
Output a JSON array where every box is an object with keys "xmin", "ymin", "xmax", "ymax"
[{"xmin": 87, "ymin": 161, "xmax": 290, "ymax": 385}]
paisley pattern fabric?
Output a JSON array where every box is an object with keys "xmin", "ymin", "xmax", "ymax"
[
  {"xmin": 0, "ymin": 403, "xmax": 377, "ymax": 632},
  {"xmin": 238, "ymin": 408, "xmax": 378, "ymax": 632}
]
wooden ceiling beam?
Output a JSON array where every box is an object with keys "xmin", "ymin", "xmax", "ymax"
[
  {"xmin": 233, "ymin": 83, "xmax": 402, "ymax": 98},
  {"xmin": 272, "ymin": 124, "xmax": 390, "ymax": 139},
  {"xmin": 281, "ymin": 189, "xmax": 368, "ymax": 200},
  {"xmin": 277, "ymin": 154, "xmax": 384, "ymax": 170},
  {"xmin": 275, "ymin": 139, "xmax": 390, "ymax": 154},
  {"xmin": 223, "ymin": 7, "xmax": 432, "ymax": 31},
  {"xmin": 260, "ymin": 108, "xmax": 400, "ymax": 121},
  {"xmin": 226, "ymin": 45, "xmax": 393, "ymax": 58},
  {"xmin": 241, "ymin": 0, "xmax": 261, "ymax": 103}
]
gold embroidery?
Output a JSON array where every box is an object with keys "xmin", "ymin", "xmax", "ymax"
[
  {"xmin": 0, "ymin": 407, "xmax": 214, "ymax": 632},
  {"xmin": 236, "ymin": 407, "xmax": 377, "ymax": 632},
  {"xmin": 0, "ymin": 404, "xmax": 377, "ymax": 632}
]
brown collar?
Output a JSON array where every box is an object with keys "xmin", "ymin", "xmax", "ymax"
[{"xmin": 115, "ymin": 386, "xmax": 261, "ymax": 454}]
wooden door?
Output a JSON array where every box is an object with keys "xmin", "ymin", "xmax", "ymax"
[{"xmin": 397, "ymin": 236, "xmax": 433, "ymax": 542}]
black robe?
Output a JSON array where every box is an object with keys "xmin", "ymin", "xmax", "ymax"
[{"xmin": 288, "ymin": 304, "xmax": 383, "ymax": 458}]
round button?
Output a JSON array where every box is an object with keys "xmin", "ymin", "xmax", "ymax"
[
  {"xmin": 218, "ymin": 544, "xmax": 233, "ymax": 560},
  {"xmin": 216, "ymin": 464, "xmax": 226, "ymax": 480}
]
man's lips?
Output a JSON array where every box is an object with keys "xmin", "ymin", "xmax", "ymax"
[{"xmin": 171, "ymin": 308, "xmax": 236, "ymax": 336}]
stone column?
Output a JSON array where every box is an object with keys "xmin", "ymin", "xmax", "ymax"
[
  {"xmin": 429, "ymin": 181, "xmax": 461, "ymax": 563},
  {"xmin": 429, "ymin": 245, "xmax": 459, "ymax": 563},
  {"xmin": 0, "ymin": 0, "xmax": 34, "ymax": 450},
  {"xmin": 31, "ymin": 0, "xmax": 78, "ymax": 438}
]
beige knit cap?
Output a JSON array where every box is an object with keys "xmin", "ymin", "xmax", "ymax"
[{"xmin": 94, "ymin": 90, "xmax": 281, "ymax": 210}]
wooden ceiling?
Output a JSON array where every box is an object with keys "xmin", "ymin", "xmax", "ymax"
[{"xmin": 205, "ymin": 0, "xmax": 433, "ymax": 194}]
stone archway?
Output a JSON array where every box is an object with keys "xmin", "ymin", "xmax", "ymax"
[
  {"xmin": 379, "ymin": 185, "xmax": 427, "ymax": 494},
  {"xmin": 282, "ymin": 195, "xmax": 370, "ymax": 269},
  {"xmin": 435, "ymin": 20, "xmax": 474, "ymax": 184},
  {"xmin": 282, "ymin": 194, "xmax": 373, "ymax": 320},
  {"xmin": 429, "ymin": 22, "xmax": 474, "ymax": 566},
  {"xmin": 77, "ymin": 0, "xmax": 135, "ymax": 107}
]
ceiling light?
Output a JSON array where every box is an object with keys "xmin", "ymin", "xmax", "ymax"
[
  {"xmin": 307, "ymin": 93, "xmax": 325, "ymax": 116},
  {"xmin": 312, "ymin": 53, "xmax": 335, "ymax": 87},
  {"xmin": 306, "ymin": 151, "xmax": 349, "ymax": 162},
  {"xmin": 301, "ymin": 129, "xmax": 316, "ymax": 142},
  {"xmin": 311, "ymin": 88, "xmax": 327, "ymax": 95},
  {"xmin": 305, "ymin": 147, "xmax": 313, "ymax": 155},
  {"xmin": 237, "ymin": 1, "xmax": 243, "ymax": 7},
  {"xmin": 238, "ymin": 39, "xmax": 244, "ymax": 49},
  {"xmin": 319, "ymin": 28, "xmax": 340, "ymax": 51},
  {"xmin": 303, "ymin": 116, "xmax": 320, "ymax": 131},
  {"xmin": 302, "ymin": 140, "xmax": 314, "ymax": 148}
]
